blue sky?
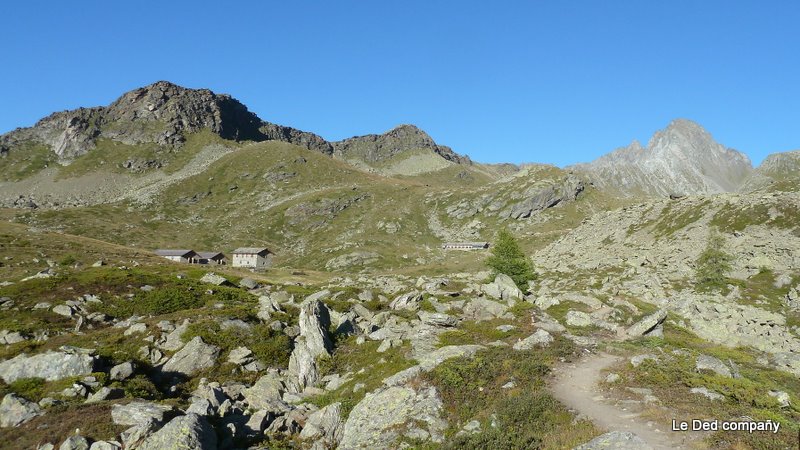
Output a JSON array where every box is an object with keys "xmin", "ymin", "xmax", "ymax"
[{"xmin": 1, "ymin": 1, "xmax": 797, "ymax": 166}]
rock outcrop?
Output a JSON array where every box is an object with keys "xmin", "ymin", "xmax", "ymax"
[
  {"xmin": 0, "ymin": 348, "xmax": 98, "ymax": 383},
  {"xmin": 0, "ymin": 393, "xmax": 43, "ymax": 427},
  {"xmin": 333, "ymin": 124, "xmax": 469, "ymax": 166},
  {"xmin": 160, "ymin": 336, "xmax": 220, "ymax": 377},
  {"xmin": 137, "ymin": 414, "xmax": 217, "ymax": 450},
  {"xmin": 339, "ymin": 386, "xmax": 446, "ymax": 449}
]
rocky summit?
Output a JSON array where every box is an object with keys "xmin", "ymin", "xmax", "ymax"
[
  {"xmin": 0, "ymin": 82, "xmax": 799, "ymax": 449},
  {"xmin": 573, "ymin": 119, "xmax": 754, "ymax": 197}
]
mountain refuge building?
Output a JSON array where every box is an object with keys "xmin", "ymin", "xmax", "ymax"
[
  {"xmin": 441, "ymin": 242, "xmax": 489, "ymax": 250},
  {"xmin": 154, "ymin": 249, "xmax": 198, "ymax": 263},
  {"xmin": 231, "ymin": 248, "xmax": 273, "ymax": 268},
  {"xmin": 195, "ymin": 251, "xmax": 227, "ymax": 265}
]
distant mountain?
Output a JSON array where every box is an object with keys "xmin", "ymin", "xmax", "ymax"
[
  {"xmin": 572, "ymin": 119, "xmax": 753, "ymax": 197},
  {"xmin": 0, "ymin": 81, "xmax": 332, "ymax": 161},
  {"xmin": 333, "ymin": 124, "xmax": 470, "ymax": 166},
  {"xmin": 741, "ymin": 150, "xmax": 800, "ymax": 192}
]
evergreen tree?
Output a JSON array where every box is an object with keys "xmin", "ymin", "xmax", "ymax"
[
  {"xmin": 486, "ymin": 229, "xmax": 535, "ymax": 289},
  {"xmin": 695, "ymin": 230, "xmax": 733, "ymax": 292}
]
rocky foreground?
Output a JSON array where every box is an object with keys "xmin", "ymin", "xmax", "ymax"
[{"xmin": 0, "ymin": 245, "xmax": 798, "ymax": 449}]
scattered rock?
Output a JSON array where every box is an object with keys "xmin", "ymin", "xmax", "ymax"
[
  {"xmin": 200, "ymin": 272, "xmax": 230, "ymax": 286},
  {"xmin": 52, "ymin": 304, "xmax": 74, "ymax": 317},
  {"xmin": 238, "ymin": 277, "xmax": 259, "ymax": 290},
  {"xmin": 339, "ymin": 386, "xmax": 446, "ymax": 449},
  {"xmin": 690, "ymin": 387, "xmax": 724, "ymax": 401},
  {"xmin": 111, "ymin": 401, "xmax": 173, "ymax": 426},
  {"xmin": 0, "ymin": 393, "xmax": 43, "ymax": 427},
  {"xmin": 299, "ymin": 402, "xmax": 344, "ymax": 446},
  {"xmin": 161, "ymin": 336, "xmax": 220, "ymax": 377},
  {"xmin": 574, "ymin": 431, "xmax": 652, "ymax": 450},
  {"xmin": 138, "ymin": 413, "xmax": 217, "ymax": 450},
  {"xmin": 462, "ymin": 298, "xmax": 509, "ymax": 322},
  {"xmin": 85, "ymin": 387, "xmax": 124, "ymax": 403},
  {"xmin": 605, "ymin": 373, "xmax": 621, "ymax": 383},
  {"xmin": 769, "ymin": 390, "xmax": 790, "ymax": 408},
  {"xmin": 565, "ymin": 310, "xmax": 593, "ymax": 327},
  {"xmin": 110, "ymin": 362, "xmax": 136, "ymax": 381},
  {"xmin": 625, "ymin": 309, "xmax": 667, "ymax": 337},
  {"xmin": 512, "ymin": 330, "xmax": 554, "ymax": 350},
  {"xmin": 0, "ymin": 349, "xmax": 98, "ymax": 383},
  {"xmin": 695, "ymin": 355, "xmax": 732, "ymax": 378},
  {"xmin": 59, "ymin": 435, "xmax": 90, "ymax": 450},
  {"xmin": 389, "ymin": 291, "xmax": 424, "ymax": 311},
  {"xmin": 630, "ymin": 354, "xmax": 659, "ymax": 367}
]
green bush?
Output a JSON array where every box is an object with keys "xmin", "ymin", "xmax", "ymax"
[
  {"xmin": 123, "ymin": 375, "xmax": 161, "ymax": 399},
  {"xmin": 9, "ymin": 377, "xmax": 46, "ymax": 401},
  {"xmin": 485, "ymin": 229, "xmax": 534, "ymax": 290},
  {"xmin": 184, "ymin": 321, "xmax": 292, "ymax": 369},
  {"xmin": 110, "ymin": 286, "xmax": 205, "ymax": 317}
]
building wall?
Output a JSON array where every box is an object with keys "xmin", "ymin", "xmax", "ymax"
[{"xmin": 232, "ymin": 253, "xmax": 272, "ymax": 268}]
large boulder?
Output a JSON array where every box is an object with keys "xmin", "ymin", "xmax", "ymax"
[
  {"xmin": 339, "ymin": 386, "xmax": 446, "ymax": 449},
  {"xmin": 137, "ymin": 414, "xmax": 217, "ymax": 450},
  {"xmin": 288, "ymin": 337, "xmax": 320, "ymax": 391},
  {"xmin": 199, "ymin": 272, "xmax": 230, "ymax": 286},
  {"xmin": 462, "ymin": 298, "xmax": 509, "ymax": 322},
  {"xmin": 695, "ymin": 355, "xmax": 732, "ymax": 378},
  {"xmin": 299, "ymin": 402, "xmax": 344, "ymax": 446},
  {"xmin": 626, "ymin": 309, "xmax": 667, "ymax": 337},
  {"xmin": 574, "ymin": 431, "xmax": 652, "ymax": 449},
  {"xmin": 0, "ymin": 393, "xmax": 43, "ymax": 427},
  {"xmin": 389, "ymin": 291, "xmax": 424, "ymax": 311},
  {"xmin": 513, "ymin": 330, "xmax": 554, "ymax": 350},
  {"xmin": 298, "ymin": 300, "xmax": 332, "ymax": 357},
  {"xmin": 111, "ymin": 401, "xmax": 173, "ymax": 426},
  {"xmin": 0, "ymin": 348, "xmax": 98, "ymax": 383},
  {"xmin": 492, "ymin": 273, "xmax": 524, "ymax": 302},
  {"xmin": 161, "ymin": 336, "xmax": 220, "ymax": 377},
  {"xmin": 242, "ymin": 371, "xmax": 288, "ymax": 411}
]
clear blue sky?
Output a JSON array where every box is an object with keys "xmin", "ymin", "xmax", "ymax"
[{"xmin": 1, "ymin": 1, "xmax": 798, "ymax": 166}]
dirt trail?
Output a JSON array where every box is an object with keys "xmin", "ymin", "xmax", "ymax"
[{"xmin": 551, "ymin": 352, "xmax": 704, "ymax": 450}]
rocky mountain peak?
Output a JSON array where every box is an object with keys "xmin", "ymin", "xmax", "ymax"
[
  {"xmin": 0, "ymin": 81, "xmax": 331, "ymax": 161},
  {"xmin": 572, "ymin": 119, "xmax": 753, "ymax": 197},
  {"xmin": 333, "ymin": 124, "xmax": 470, "ymax": 166}
]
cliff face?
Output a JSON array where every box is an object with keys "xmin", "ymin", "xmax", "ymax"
[
  {"xmin": 572, "ymin": 119, "xmax": 753, "ymax": 197},
  {"xmin": 0, "ymin": 81, "xmax": 331, "ymax": 161}
]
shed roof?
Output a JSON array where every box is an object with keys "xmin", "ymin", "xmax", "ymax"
[
  {"xmin": 442, "ymin": 242, "xmax": 489, "ymax": 247},
  {"xmin": 232, "ymin": 247, "xmax": 271, "ymax": 255},
  {"xmin": 155, "ymin": 249, "xmax": 196, "ymax": 257},
  {"xmin": 196, "ymin": 251, "xmax": 225, "ymax": 259}
]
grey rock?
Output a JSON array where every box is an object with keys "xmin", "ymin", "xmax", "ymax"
[
  {"xmin": 238, "ymin": 277, "xmax": 259, "ymax": 290},
  {"xmin": 88, "ymin": 441, "xmax": 121, "ymax": 450},
  {"xmin": 626, "ymin": 309, "xmax": 668, "ymax": 337},
  {"xmin": 417, "ymin": 311, "xmax": 458, "ymax": 327},
  {"xmin": 389, "ymin": 291, "xmax": 424, "ymax": 311},
  {"xmin": 257, "ymin": 294, "xmax": 283, "ymax": 322},
  {"xmin": 305, "ymin": 289, "xmax": 332, "ymax": 303},
  {"xmin": 52, "ymin": 304, "xmax": 74, "ymax": 317},
  {"xmin": 565, "ymin": 310, "xmax": 593, "ymax": 327},
  {"xmin": 0, "ymin": 393, "xmax": 43, "ymax": 427},
  {"xmin": 138, "ymin": 413, "xmax": 217, "ymax": 450},
  {"xmin": 768, "ymin": 390, "xmax": 790, "ymax": 408},
  {"xmin": 695, "ymin": 355, "xmax": 732, "ymax": 378},
  {"xmin": 493, "ymin": 273, "xmax": 524, "ymax": 301},
  {"xmin": 156, "ymin": 319, "xmax": 190, "ymax": 351},
  {"xmin": 0, "ymin": 349, "xmax": 97, "ymax": 383},
  {"xmin": 496, "ymin": 324, "xmax": 516, "ymax": 332},
  {"xmin": 111, "ymin": 401, "xmax": 173, "ymax": 426},
  {"xmin": 243, "ymin": 371, "xmax": 287, "ymax": 411},
  {"xmin": 200, "ymin": 272, "xmax": 230, "ymax": 286},
  {"xmin": 512, "ymin": 330, "xmax": 554, "ymax": 350},
  {"xmin": 123, "ymin": 322, "xmax": 147, "ymax": 336},
  {"xmin": 85, "ymin": 387, "xmax": 123, "ymax": 404},
  {"xmin": 297, "ymin": 300, "xmax": 332, "ymax": 357},
  {"xmin": 299, "ymin": 402, "xmax": 344, "ymax": 445},
  {"xmin": 161, "ymin": 336, "xmax": 220, "ymax": 377},
  {"xmin": 462, "ymin": 298, "xmax": 509, "ymax": 322},
  {"xmin": 339, "ymin": 386, "xmax": 446, "ymax": 449},
  {"xmin": 690, "ymin": 387, "xmax": 724, "ymax": 401},
  {"xmin": 574, "ymin": 430, "xmax": 652, "ymax": 450},
  {"xmin": 109, "ymin": 361, "xmax": 136, "ymax": 381},
  {"xmin": 0, "ymin": 330, "xmax": 27, "ymax": 345},
  {"xmin": 59, "ymin": 435, "xmax": 89, "ymax": 450},
  {"xmin": 630, "ymin": 354, "xmax": 659, "ymax": 367}
]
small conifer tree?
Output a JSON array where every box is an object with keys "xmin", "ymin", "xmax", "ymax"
[
  {"xmin": 695, "ymin": 230, "xmax": 733, "ymax": 292},
  {"xmin": 486, "ymin": 228, "xmax": 535, "ymax": 289}
]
